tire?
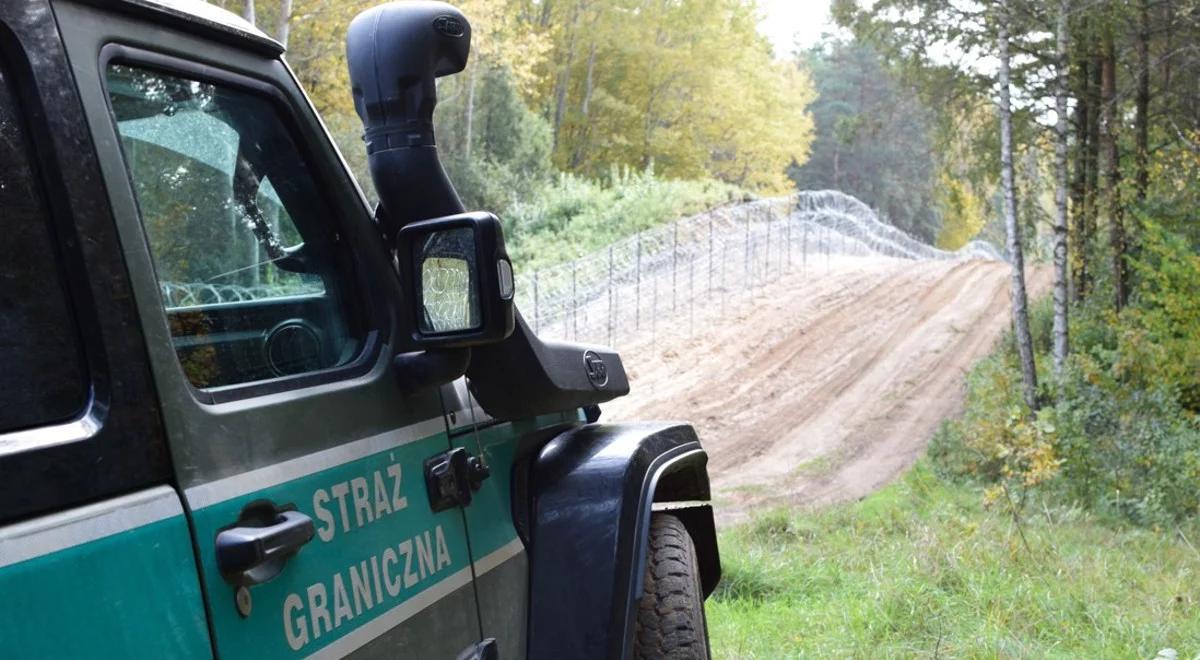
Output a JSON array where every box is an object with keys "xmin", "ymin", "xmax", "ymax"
[{"xmin": 633, "ymin": 513, "xmax": 711, "ymax": 660}]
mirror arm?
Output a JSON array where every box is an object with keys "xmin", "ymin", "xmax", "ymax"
[
  {"xmin": 272, "ymin": 244, "xmax": 312, "ymax": 273},
  {"xmin": 393, "ymin": 348, "xmax": 471, "ymax": 394}
]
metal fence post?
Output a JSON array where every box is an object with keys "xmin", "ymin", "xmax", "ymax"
[
  {"xmin": 785, "ymin": 208, "xmax": 791, "ymax": 271},
  {"xmin": 743, "ymin": 209, "xmax": 751, "ymax": 291},
  {"xmin": 688, "ymin": 246, "xmax": 694, "ymax": 336},
  {"xmin": 571, "ymin": 261, "xmax": 578, "ymax": 341},
  {"xmin": 635, "ymin": 233, "xmax": 642, "ymax": 330},
  {"xmin": 533, "ymin": 270, "xmax": 540, "ymax": 335},
  {"xmin": 707, "ymin": 215, "xmax": 713, "ymax": 298},
  {"xmin": 826, "ymin": 226, "xmax": 831, "ymax": 272},
  {"xmin": 764, "ymin": 206, "xmax": 771, "ymax": 284},
  {"xmin": 607, "ymin": 246, "xmax": 614, "ymax": 346},
  {"xmin": 802, "ymin": 221, "xmax": 808, "ymax": 275},
  {"xmin": 651, "ymin": 257, "xmax": 658, "ymax": 348},
  {"xmin": 671, "ymin": 223, "xmax": 678, "ymax": 312}
]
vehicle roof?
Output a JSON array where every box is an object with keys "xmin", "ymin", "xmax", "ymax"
[{"xmin": 109, "ymin": 0, "xmax": 284, "ymax": 55}]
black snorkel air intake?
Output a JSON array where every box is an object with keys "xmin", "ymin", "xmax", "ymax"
[
  {"xmin": 346, "ymin": 1, "xmax": 470, "ymax": 242},
  {"xmin": 346, "ymin": 2, "xmax": 631, "ymax": 419}
]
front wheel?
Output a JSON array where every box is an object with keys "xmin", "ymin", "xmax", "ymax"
[{"xmin": 633, "ymin": 513, "xmax": 711, "ymax": 659}]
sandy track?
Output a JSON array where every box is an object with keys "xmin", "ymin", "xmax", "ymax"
[{"xmin": 605, "ymin": 257, "xmax": 1051, "ymax": 525}]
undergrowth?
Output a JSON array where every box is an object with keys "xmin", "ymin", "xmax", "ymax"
[
  {"xmin": 709, "ymin": 464, "xmax": 1200, "ymax": 657},
  {"xmin": 930, "ymin": 221, "xmax": 1200, "ymax": 527},
  {"xmin": 502, "ymin": 168, "xmax": 748, "ymax": 272}
]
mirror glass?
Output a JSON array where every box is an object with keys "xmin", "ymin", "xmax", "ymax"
[{"xmin": 417, "ymin": 227, "xmax": 480, "ymax": 333}]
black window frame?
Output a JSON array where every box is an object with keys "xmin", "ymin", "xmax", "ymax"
[
  {"xmin": 0, "ymin": 1, "xmax": 172, "ymax": 525},
  {"xmin": 98, "ymin": 44, "xmax": 386, "ymax": 404},
  {"xmin": 0, "ymin": 33, "xmax": 90, "ymax": 436}
]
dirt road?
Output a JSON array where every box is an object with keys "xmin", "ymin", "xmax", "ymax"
[{"xmin": 605, "ymin": 257, "xmax": 1051, "ymax": 525}]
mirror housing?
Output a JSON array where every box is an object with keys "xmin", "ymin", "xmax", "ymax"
[{"xmin": 396, "ymin": 212, "xmax": 515, "ymax": 348}]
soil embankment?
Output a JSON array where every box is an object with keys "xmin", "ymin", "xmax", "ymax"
[{"xmin": 605, "ymin": 258, "xmax": 1052, "ymax": 525}]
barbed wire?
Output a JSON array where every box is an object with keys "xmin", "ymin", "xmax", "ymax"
[
  {"xmin": 514, "ymin": 190, "xmax": 1004, "ymax": 348},
  {"xmin": 159, "ymin": 280, "xmax": 323, "ymax": 308},
  {"xmin": 158, "ymin": 190, "xmax": 1004, "ymax": 350}
]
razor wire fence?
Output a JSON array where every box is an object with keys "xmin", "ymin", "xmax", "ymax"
[
  {"xmin": 158, "ymin": 280, "xmax": 323, "ymax": 308},
  {"xmin": 514, "ymin": 190, "xmax": 1003, "ymax": 349},
  {"xmin": 155, "ymin": 189, "xmax": 1003, "ymax": 348}
]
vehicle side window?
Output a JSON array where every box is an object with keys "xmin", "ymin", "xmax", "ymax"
[
  {"xmin": 0, "ymin": 58, "xmax": 89, "ymax": 433},
  {"xmin": 106, "ymin": 63, "xmax": 364, "ymax": 389}
]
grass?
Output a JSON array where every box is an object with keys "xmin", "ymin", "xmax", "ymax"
[{"xmin": 707, "ymin": 462, "xmax": 1200, "ymax": 658}]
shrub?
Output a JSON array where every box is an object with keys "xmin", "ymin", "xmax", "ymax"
[
  {"xmin": 933, "ymin": 222, "xmax": 1200, "ymax": 526},
  {"xmin": 503, "ymin": 168, "xmax": 747, "ymax": 271}
]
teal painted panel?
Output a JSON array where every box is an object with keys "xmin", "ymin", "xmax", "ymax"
[
  {"xmin": 191, "ymin": 432, "xmax": 475, "ymax": 659},
  {"xmin": 456, "ymin": 412, "xmax": 580, "ymax": 558},
  {"xmin": 0, "ymin": 515, "xmax": 210, "ymax": 659}
]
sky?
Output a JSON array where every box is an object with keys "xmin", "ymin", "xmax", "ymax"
[{"xmin": 757, "ymin": 0, "xmax": 836, "ymax": 58}]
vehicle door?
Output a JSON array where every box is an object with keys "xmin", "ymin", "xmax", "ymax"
[
  {"xmin": 442, "ymin": 381, "xmax": 585, "ymax": 659},
  {"xmin": 0, "ymin": 1, "xmax": 209, "ymax": 656},
  {"xmin": 53, "ymin": 2, "xmax": 482, "ymax": 657}
]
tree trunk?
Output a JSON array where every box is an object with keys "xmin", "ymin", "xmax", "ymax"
[
  {"xmin": 581, "ymin": 41, "xmax": 597, "ymax": 119},
  {"xmin": 1052, "ymin": 0, "xmax": 1070, "ymax": 378},
  {"xmin": 833, "ymin": 144, "xmax": 841, "ymax": 188},
  {"xmin": 1083, "ymin": 51, "xmax": 1103, "ymax": 298},
  {"xmin": 1161, "ymin": 0, "xmax": 1173, "ymax": 112},
  {"xmin": 1134, "ymin": 0, "xmax": 1150, "ymax": 202},
  {"xmin": 241, "ymin": 0, "xmax": 255, "ymax": 25},
  {"xmin": 465, "ymin": 64, "xmax": 478, "ymax": 158},
  {"xmin": 1069, "ymin": 57, "xmax": 1089, "ymax": 304},
  {"xmin": 569, "ymin": 41, "xmax": 598, "ymax": 169},
  {"xmin": 275, "ymin": 0, "xmax": 292, "ymax": 48},
  {"xmin": 997, "ymin": 0, "xmax": 1039, "ymax": 411},
  {"xmin": 551, "ymin": 3, "xmax": 580, "ymax": 151},
  {"xmin": 1100, "ymin": 37, "xmax": 1127, "ymax": 312}
]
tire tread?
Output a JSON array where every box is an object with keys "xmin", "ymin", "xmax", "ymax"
[{"xmin": 633, "ymin": 514, "xmax": 709, "ymax": 659}]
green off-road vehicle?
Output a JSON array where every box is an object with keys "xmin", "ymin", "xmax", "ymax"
[{"xmin": 0, "ymin": 1, "xmax": 720, "ymax": 658}]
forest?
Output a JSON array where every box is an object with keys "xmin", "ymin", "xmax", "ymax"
[
  {"xmin": 833, "ymin": 0, "xmax": 1200, "ymax": 527},
  {"xmin": 216, "ymin": 0, "xmax": 820, "ymax": 269}
]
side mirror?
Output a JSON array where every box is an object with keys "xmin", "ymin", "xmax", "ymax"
[{"xmin": 396, "ymin": 212, "xmax": 515, "ymax": 348}]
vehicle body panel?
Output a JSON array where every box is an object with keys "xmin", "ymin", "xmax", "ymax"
[
  {"xmin": 0, "ymin": 489, "xmax": 210, "ymax": 658},
  {"xmin": 0, "ymin": 2, "xmax": 208, "ymax": 657},
  {"xmin": 444, "ymin": 378, "xmax": 586, "ymax": 659},
  {"xmin": 526, "ymin": 422, "xmax": 718, "ymax": 659},
  {"xmin": 52, "ymin": 1, "xmax": 483, "ymax": 655}
]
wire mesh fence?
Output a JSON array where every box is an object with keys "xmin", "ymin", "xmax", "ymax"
[
  {"xmin": 514, "ymin": 190, "xmax": 1003, "ymax": 348},
  {"xmin": 157, "ymin": 190, "xmax": 1003, "ymax": 348}
]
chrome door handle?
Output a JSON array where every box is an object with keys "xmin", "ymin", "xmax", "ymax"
[{"xmin": 216, "ymin": 506, "xmax": 314, "ymax": 586}]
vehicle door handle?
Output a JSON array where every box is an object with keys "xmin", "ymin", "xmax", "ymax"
[{"xmin": 216, "ymin": 508, "xmax": 315, "ymax": 586}]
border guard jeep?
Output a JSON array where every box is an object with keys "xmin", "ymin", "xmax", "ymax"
[{"xmin": 0, "ymin": 1, "xmax": 719, "ymax": 658}]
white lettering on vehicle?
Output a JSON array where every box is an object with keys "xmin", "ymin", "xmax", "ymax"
[
  {"xmin": 310, "ymin": 463, "xmax": 407, "ymax": 543},
  {"xmin": 282, "ymin": 524, "xmax": 453, "ymax": 651},
  {"xmin": 283, "ymin": 461, "xmax": 447, "ymax": 652}
]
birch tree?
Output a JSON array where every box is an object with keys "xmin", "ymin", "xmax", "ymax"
[
  {"xmin": 275, "ymin": 0, "xmax": 292, "ymax": 49},
  {"xmin": 1052, "ymin": 0, "xmax": 1070, "ymax": 378},
  {"xmin": 997, "ymin": 0, "xmax": 1039, "ymax": 411}
]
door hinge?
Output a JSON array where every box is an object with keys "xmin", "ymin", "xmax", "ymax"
[{"xmin": 424, "ymin": 447, "xmax": 490, "ymax": 512}]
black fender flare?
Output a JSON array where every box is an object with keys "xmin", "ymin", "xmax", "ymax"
[{"xmin": 525, "ymin": 422, "xmax": 720, "ymax": 659}]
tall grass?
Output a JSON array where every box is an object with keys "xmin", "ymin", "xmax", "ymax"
[{"xmin": 709, "ymin": 463, "xmax": 1200, "ymax": 658}]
